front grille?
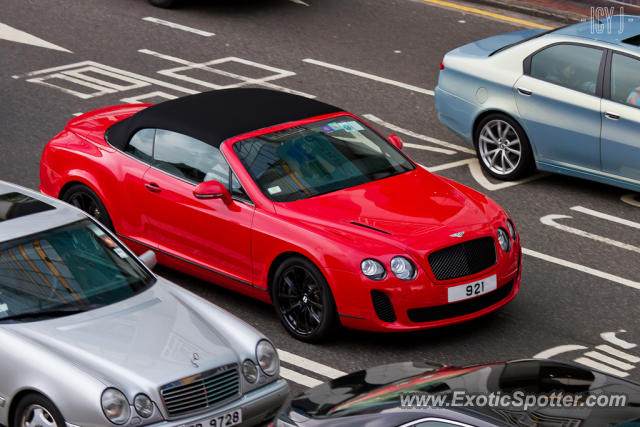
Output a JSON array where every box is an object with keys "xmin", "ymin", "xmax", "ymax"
[
  {"xmin": 371, "ymin": 290, "xmax": 396, "ymax": 322},
  {"xmin": 160, "ymin": 364, "xmax": 239, "ymax": 418},
  {"xmin": 428, "ymin": 237, "xmax": 496, "ymax": 281},
  {"xmin": 407, "ymin": 280, "xmax": 513, "ymax": 323}
]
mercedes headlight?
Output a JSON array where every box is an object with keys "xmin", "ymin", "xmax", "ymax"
[
  {"xmin": 390, "ymin": 256, "xmax": 416, "ymax": 280},
  {"xmin": 256, "ymin": 340, "xmax": 279, "ymax": 376},
  {"xmin": 101, "ymin": 388, "xmax": 130, "ymax": 425},
  {"xmin": 133, "ymin": 394, "xmax": 153, "ymax": 418},
  {"xmin": 361, "ymin": 259, "xmax": 386, "ymax": 280},
  {"xmin": 497, "ymin": 228, "xmax": 511, "ymax": 252},
  {"xmin": 507, "ymin": 219, "xmax": 517, "ymax": 241},
  {"xmin": 242, "ymin": 359, "xmax": 258, "ymax": 383}
]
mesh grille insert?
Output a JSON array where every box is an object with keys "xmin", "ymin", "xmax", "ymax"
[{"xmin": 428, "ymin": 237, "xmax": 496, "ymax": 281}]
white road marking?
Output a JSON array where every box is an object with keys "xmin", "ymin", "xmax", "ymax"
[
  {"xmin": 573, "ymin": 357, "xmax": 629, "ymax": 377},
  {"xmin": 72, "ymin": 112, "xmax": 84, "ymax": 117},
  {"xmin": 289, "ymin": 0, "xmax": 310, "ymax": 5},
  {"xmin": 533, "ymin": 344, "xmax": 587, "ymax": 359},
  {"xmin": 363, "ymin": 114, "xmax": 474, "ymax": 154},
  {"xmin": 278, "ymin": 349, "xmax": 346, "ymax": 379},
  {"xmin": 303, "ymin": 59, "xmax": 435, "ymax": 96},
  {"xmin": 0, "ymin": 22, "xmax": 71, "ymax": 53},
  {"xmin": 621, "ymin": 194, "xmax": 640, "ymax": 208},
  {"xmin": 120, "ymin": 90, "xmax": 178, "ymax": 104},
  {"xmin": 279, "ymin": 367, "xmax": 323, "ymax": 387},
  {"xmin": 540, "ymin": 214, "xmax": 640, "ymax": 254},
  {"xmin": 425, "ymin": 158, "xmax": 473, "ymax": 173},
  {"xmin": 571, "ymin": 205, "xmax": 640, "ymax": 229},
  {"xmin": 583, "ymin": 351, "xmax": 635, "ymax": 371},
  {"xmin": 140, "ymin": 49, "xmax": 316, "ymax": 98},
  {"xmin": 522, "ymin": 248, "xmax": 640, "ymax": 290},
  {"xmin": 142, "ymin": 17, "xmax": 215, "ymax": 37},
  {"xmin": 601, "ymin": 330, "xmax": 637, "ymax": 349},
  {"xmin": 404, "ymin": 142, "xmax": 456, "ymax": 155},
  {"xmin": 596, "ymin": 345, "xmax": 640, "ymax": 363}
]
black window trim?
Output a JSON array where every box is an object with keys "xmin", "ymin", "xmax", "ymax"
[
  {"xmin": 523, "ymin": 41, "xmax": 608, "ymax": 98},
  {"xmin": 603, "ymin": 48, "xmax": 640, "ymax": 110}
]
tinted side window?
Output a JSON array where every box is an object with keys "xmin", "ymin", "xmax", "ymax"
[
  {"xmin": 530, "ymin": 44, "xmax": 603, "ymax": 95},
  {"xmin": 124, "ymin": 129, "xmax": 154, "ymax": 163},
  {"xmin": 153, "ymin": 130, "xmax": 229, "ymax": 184},
  {"xmin": 611, "ymin": 53, "xmax": 640, "ymax": 107}
]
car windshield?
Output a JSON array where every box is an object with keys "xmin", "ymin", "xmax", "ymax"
[
  {"xmin": 0, "ymin": 220, "xmax": 155, "ymax": 322},
  {"xmin": 233, "ymin": 116, "xmax": 415, "ymax": 202}
]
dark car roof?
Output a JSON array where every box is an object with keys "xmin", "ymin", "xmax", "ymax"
[{"xmin": 105, "ymin": 88, "xmax": 343, "ymax": 150}]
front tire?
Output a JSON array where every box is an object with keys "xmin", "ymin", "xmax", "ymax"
[
  {"xmin": 474, "ymin": 114, "xmax": 535, "ymax": 180},
  {"xmin": 61, "ymin": 183, "xmax": 114, "ymax": 230},
  {"xmin": 13, "ymin": 394, "xmax": 66, "ymax": 427},
  {"xmin": 271, "ymin": 257, "xmax": 339, "ymax": 343}
]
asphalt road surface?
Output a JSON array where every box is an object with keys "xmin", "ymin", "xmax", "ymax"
[{"xmin": 2, "ymin": 0, "xmax": 640, "ymax": 397}]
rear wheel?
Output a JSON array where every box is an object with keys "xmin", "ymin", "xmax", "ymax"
[
  {"xmin": 271, "ymin": 257, "xmax": 339, "ymax": 343},
  {"xmin": 14, "ymin": 394, "xmax": 66, "ymax": 427},
  {"xmin": 62, "ymin": 184, "xmax": 114, "ymax": 230},
  {"xmin": 474, "ymin": 114, "xmax": 535, "ymax": 180}
]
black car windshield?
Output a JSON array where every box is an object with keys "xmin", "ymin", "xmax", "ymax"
[
  {"xmin": 0, "ymin": 220, "xmax": 155, "ymax": 322},
  {"xmin": 233, "ymin": 116, "xmax": 415, "ymax": 202}
]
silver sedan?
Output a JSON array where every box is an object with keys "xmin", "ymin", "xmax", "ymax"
[{"xmin": 0, "ymin": 181, "xmax": 288, "ymax": 427}]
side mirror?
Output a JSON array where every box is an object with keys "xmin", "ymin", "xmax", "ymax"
[
  {"xmin": 193, "ymin": 180, "xmax": 232, "ymax": 204},
  {"xmin": 139, "ymin": 250, "xmax": 157, "ymax": 270},
  {"xmin": 389, "ymin": 134, "xmax": 404, "ymax": 150}
]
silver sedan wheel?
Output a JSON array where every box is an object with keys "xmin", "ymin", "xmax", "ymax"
[
  {"xmin": 20, "ymin": 405, "xmax": 57, "ymax": 427},
  {"xmin": 478, "ymin": 119, "xmax": 522, "ymax": 176}
]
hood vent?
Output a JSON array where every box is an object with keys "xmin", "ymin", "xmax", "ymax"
[{"xmin": 350, "ymin": 221, "xmax": 391, "ymax": 235}]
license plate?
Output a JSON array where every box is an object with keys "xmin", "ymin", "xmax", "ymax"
[
  {"xmin": 447, "ymin": 275, "xmax": 497, "ymax": 303},
  {"xmin": 183, "ymin": 409, "xmax": 242, "ymax": 427}
]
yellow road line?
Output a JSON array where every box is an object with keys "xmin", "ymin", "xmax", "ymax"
[{"xmin": 421, "ymin": 0, "xmax": 555, "ymax": 29}]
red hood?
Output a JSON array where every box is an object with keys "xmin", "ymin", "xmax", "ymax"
[{"xmin": 273, "ymin": 168, "xmax": 494, "ymax": 252}]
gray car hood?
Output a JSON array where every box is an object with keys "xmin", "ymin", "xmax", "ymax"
[{"xmin": 7, "ymin": 278, "xmax": 242, "ymax": 393}]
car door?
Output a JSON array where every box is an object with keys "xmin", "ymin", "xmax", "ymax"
[
  {"xmin": 601, "ymin": 51, "xmax": 640, "ymax": 182},
  {"xmin": 514, "ymin": 43, "xmax": 605, "ymax": 171},
  {"xmin": 142, "ymin": 129, "xmax": 255, "ymax": 285}
]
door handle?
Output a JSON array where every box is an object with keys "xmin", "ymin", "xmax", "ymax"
[
  {"xmin": 604, "ymin": 112, "xmax": 620, "ymax": 120},
  {"xmin": 517, "ymin": 87, "xmax": 533, "ymax": 96},
  {"xmin": 144, "ymin": 183, "xmax": 162, "ymax": 193}
]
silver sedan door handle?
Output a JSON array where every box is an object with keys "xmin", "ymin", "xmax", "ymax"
[
  {"xmin": 604, "ymin": 112, "xmax": 620, "ymax": 120},
  {"xmin": 517, "ymin": 87, "xmax": 533, "ymax": 96}
]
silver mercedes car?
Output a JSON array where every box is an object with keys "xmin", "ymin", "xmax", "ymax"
[{"xmin": 0, "ymin": 181, "xmax": 288, "ymax": 427}]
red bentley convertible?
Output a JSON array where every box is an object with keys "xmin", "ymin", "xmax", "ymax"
[{"xmin": 40, "ymin": 88, "xmax": 521, "ymax": 341}]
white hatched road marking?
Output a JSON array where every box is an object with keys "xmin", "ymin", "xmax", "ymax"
[
  {"xmin": 583, "ymin": 351, "xmax": 635, "ymax": 370},
  {"xmin": 142, "ymin": 17, "xmax": 215, "ymax": 37},
  {"xmin": 278, "ymin": 349, "xmax": 346, "ymax": 379},
  {"xmin": 363, "ymin": 114, "xmax": 473, "ymax": 154},
  {"xmin": 602, "ymin": 330, "xmax": 637, "ymax": 349},
  {"xmin": 522, "ymin": 248, "xmax": 640, "ymax": 290},
  {"xmin": 573, "ymin": 357, "xmax": 629, "ymax": 377},
  {"xmin": 303, "ymin": 59, "xmax": 435, "ymax": 96},
  {"xmin": 533, "ymin": 345, "xmax": 588, "ymax": 359},
  {"xmin": 571, "ymin": 205, "xmax": 640, "ymax": 229},
  {"xmin": 540, "ymin": 214, "xmax": 640, "ymax": 254},
  {"xmin": 621, "ymin": 194, "xmax": 640, "ymax": 208},
  {"xmin": 0, "ymin": 22, "xmax": 71, "ymax": 52},
  {"xmin": 596, "ymin": 345, "xmax": 640, "ymax": 363},
  {"xmin": 139, "ymin": 49, "xmax": 316, "ymax": 98},
  {"xmin": 403, "ymin": 143, "xmax": 456, "ymax": 155},
  {"xmin": 279, "ymin": 367, "xmax": 323, "ymax": 388}
]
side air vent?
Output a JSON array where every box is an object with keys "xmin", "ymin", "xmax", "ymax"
[{"xmin": 371, "ymin": 291, "xmax": 396, "ymax": 322}]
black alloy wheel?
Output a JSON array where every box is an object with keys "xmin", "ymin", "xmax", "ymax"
[
  {"xmin": 272, "ymin": 257, "xmax": 338, "ymax": 342},
  {"xmin": 62, "ymin": 184, "xmax": 114, "ymax": 230}
]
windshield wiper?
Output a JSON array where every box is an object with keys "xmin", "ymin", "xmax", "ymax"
[{"xmin": 0, "ymin": 304, "xmax": 104, "ymax": 322}]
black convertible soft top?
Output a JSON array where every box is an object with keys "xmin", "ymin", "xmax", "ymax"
[{"xmin": 105, "ymin": 88, "xmax": 343, "ymax": 150}]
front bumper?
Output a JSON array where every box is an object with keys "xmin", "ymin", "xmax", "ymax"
[
  {"xmin": 325, "ymin": 242, "xmax": 522, "ymax": 332},
  {"xmin": 154, "ymin": 379, "xmax": 289, "ymax": 427}
]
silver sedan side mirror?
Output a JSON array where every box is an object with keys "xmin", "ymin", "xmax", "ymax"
[{"xmin": 139, "ymin": 250, "xmax": 157, "ymax": 270}]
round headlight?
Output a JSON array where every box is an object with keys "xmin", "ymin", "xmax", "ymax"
[
  {"xmin": 361, "ymin": 259, "xmax": 386, "ymax": 280},
  {"xmin": 242, "ymin": 359, "xmax": 258, "ymax": 383},
  {"xmin": 101, "ymin": 388, "xmax": 130, "ymax": 425},
  {"xmin": 497, "ymin": 228, "xmax": 511, "ymax": 252},
  {"xmin": 507, "ymin": 219, "xmax": 517, "ymax": 241},
  {"xmin": 256, "ymin": 340, "xmax": 279, "ymax": 376},
  {"xmin": 390, "ymin": 256, "xmax": 416, "ymax": 280},
  {"xmin": 133, "ymin": 394, "xmax": 153, "ymax": 418}
]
